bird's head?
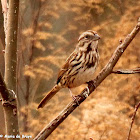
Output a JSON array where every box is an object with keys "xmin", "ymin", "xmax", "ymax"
[{"xmin": 77, "ymin": 30, "xmax": 100, "ymax": 52}]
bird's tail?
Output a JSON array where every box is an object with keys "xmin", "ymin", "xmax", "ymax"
[{"xmin": 37, "ymin": 85, "xmax": 61, "ymax": 109}]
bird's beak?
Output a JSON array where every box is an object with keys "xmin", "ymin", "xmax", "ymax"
[{"xmin": 93, "ymin": 34, "xmax": 101, "ymax": 41}]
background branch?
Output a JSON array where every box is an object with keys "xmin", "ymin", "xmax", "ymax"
[{"xmin": 34, "ymin": 18, "xmax": 140, "ymax": 140}]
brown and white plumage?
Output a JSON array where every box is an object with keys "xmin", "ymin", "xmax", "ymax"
[{"xmin": 37, "ymin": 30, "xmax": 100, "ymax": 109}]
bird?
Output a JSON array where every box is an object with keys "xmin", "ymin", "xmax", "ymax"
[{"xmin": 37, "ymin": 30, "xmax": 100, "ymax": 109}]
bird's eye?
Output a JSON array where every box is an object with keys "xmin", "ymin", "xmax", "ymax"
[{"xmin": 85, "ymin": 35, "xmax": 90, "ymax": 39}]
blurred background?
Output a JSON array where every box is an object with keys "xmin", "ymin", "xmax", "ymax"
[{"xmin": 0, "ymin": 0, "xmax": 140, "ymax": 139}]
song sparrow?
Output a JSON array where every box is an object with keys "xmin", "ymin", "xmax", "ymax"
[{"xmin": 37, "ymin": 30, "xmax": 100, "ymax": 109}]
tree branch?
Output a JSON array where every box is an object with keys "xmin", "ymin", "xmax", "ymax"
[
  {"xmin": 34, "ymin": 18, "xmax": 140, "ymax": 140},
  {"xmin": 126, "ymin": 102, "xmax": 140, "ymax": 140},
  {"xmin": 1, "ymin": 0, "xmax": 20, "ymax": 139},
  {"xmin": 0, "ymin": 0, "xmax": 5, "ymax": 47},
  {"xmin": 0, "ymin": 72, "xmax": 10, "ymax": 101},
  {"xmin": 112, "ymin": 67, "xmax": 140, "ymax": 74}
]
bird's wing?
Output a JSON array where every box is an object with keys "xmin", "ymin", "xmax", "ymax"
[{"xmin": 57, "ymin": 50, "xmax": 77, "ymax": 84}]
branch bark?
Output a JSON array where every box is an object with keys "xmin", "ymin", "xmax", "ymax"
[
  {"xmin": 34, "ymin": 18, "xmax": 140, "ymax": 140},
  {"xmin": 112, "ymin": 68, "xmax": 140, "ymax": 74},
  {"xmin": 0, "ymin": 0, "xmax": 20, "ymax": 139},
  {"xmin": 0, "ymin": 0, "xmax": 5, "ymax": 47},
  {"xmin": 0, "ymin": 0, "xmax": 5, "ymax": 75}
]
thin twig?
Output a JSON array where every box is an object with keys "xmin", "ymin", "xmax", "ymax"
[
  {"xmin": 126, "ymin": 102, "xmax": 140, "ymax": 140},
  {"xmin": 112, "ymin": 67, "xmax": 140, "ymax": 74},
  {"xmin": 34, "ymin": 18, "xmax": 140, "ymax": 140},
  {"xmin": 99, "ymin": 129, "xmax": 106, "ymax": 140}
]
